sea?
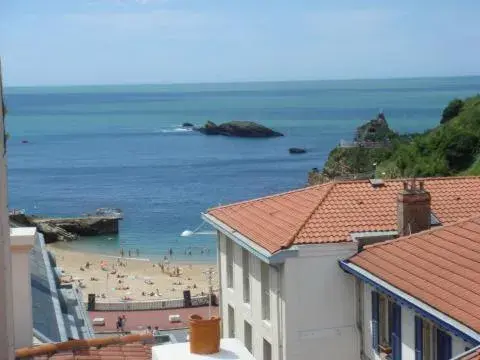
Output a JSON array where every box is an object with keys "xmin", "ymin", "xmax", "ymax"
[{"xmin": 5, "ymin": 76, "xmax": 480, "ymax": 263}]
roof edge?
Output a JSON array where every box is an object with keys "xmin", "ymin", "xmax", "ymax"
[
  {"xmin": 207, "ymin": 182, "xmax": 332, "ymax": 212},
  {"xmin": 202, "ymin": 213, "xmax": 298, "ymax": 263},
  {"xmin": 451, "ymin": 345, "xmax": 480, "ymax": 360},
  {"xmin": 339, "ymin": 260, "xmax": 480, "ymax": 344}
]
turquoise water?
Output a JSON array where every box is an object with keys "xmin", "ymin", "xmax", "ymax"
[{"xmin": 5, "ymin": 77, "xmax": 480, "ymax": 261}]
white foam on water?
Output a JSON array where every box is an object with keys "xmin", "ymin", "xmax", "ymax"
[{"xmin": 155, "ymin": 127, "xmax": 194, "ymax": 134}]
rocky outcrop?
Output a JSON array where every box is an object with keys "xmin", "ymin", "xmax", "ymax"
[
  {"xmin": 9, "ymin": 213, "xmax": 120, "ymax": 243},
  {"xmin": 196, "ymin": 121, "xmax": 283, "ymax": 138},
  {"xmin": 289, "ymin": 147, "xmax": 307, "ymax": 154},
  {"xmin": 354, "ymin": 112, "xmax": 395, "ymax": 143}
]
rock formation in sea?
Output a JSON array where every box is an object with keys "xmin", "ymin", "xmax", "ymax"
[
  {"xmin": 196, "ymin": 121, "xmax": 283, "ymax": 138},
  {"xmin": 289, "ymin": 147, "xmax": 307, "ymax": 154}
]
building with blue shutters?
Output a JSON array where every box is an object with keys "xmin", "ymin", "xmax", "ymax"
[{"xmin": 340, "ymin": 210, "xmax": 480, "ymax": 360}]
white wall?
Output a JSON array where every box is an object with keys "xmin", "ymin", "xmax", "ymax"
[
  {"xmin": 283, "ymin": 243, "xmax": 359, "ymax": 360},
  {"xmin": 218, "ymin": 233, "xmax": 282, "ymax": 360},
  {"xmin": 10, "ymin": 229, "xmax": 36, "ymax": 349},
  {"xmin": 0, "ymin": 66, "xmax": 15, "ymax": 359}
]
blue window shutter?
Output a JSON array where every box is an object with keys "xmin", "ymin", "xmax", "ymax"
[
  {"xmin": 415, "ymin": 317, "xmax": 423, "ymax": 360},
  {"xmin": 391, "ymin": 303, "xmax": 402, "ymax": 360},
  {"xmin": 437, "ymin": 329, "xmax": 452, "ymax": 360},
  {"xmin": 371, "ymin": 291, "xmax": 379, "ymax": 353}
]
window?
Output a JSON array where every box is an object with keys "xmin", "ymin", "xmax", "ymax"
[
  {"xmin": 226, "ymin": 239, "xmax": 233, "ymax": 288},
  {"xmin": 263, "ymin": 339, "xmax": 272, "ymax": 360},
  {"xmin": 372, "ymin": 292, "xmax": 401, "ymax": 360},
  {"xmin": 242, "ymin": 249, "xmax": 250, "ymax": 303},
  {"xmin": 228, "ymin": 305, "xmax": 235, "ymax": 338},
  {"xmin": 261, "ymin": 262, "xmax": 270, "ymax": 320},
  {"xmin": 244, "ymin": 321, "xmax": 252, "ymax": 353},
  {"xmin": 415, "ymin": 317, "xmax": 452, "ymax": 360}
]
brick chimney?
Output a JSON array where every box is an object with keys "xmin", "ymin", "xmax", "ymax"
[{"xmin": 397, "ymin": 179, "xmax": 431, "ymax": 237}]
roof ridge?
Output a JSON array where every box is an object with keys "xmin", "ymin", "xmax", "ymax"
[
  {"xmin": 280, "ymin": 182, "xmax": 337, "ymax": 250},
  {"xmin": 207, "ymin": 182, "xmax": 332, "ymax": 212},
  {"xmin": 362, "ymin": 213, "xmax": 480, "ymax": 251},
  {"xmin": 209, "ymin": 175, "xmax": 480, "ymax": 212}
]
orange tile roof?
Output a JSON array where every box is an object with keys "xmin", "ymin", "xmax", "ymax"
[
  {"xmin": 349, "ymin": 215, "xmax": 480, "ymax": 333},
  {"xmin": 207, "ymin": 176, "xmax": 480, "ymax": 253},
  {"xmin": 15, "ymin": 334, "xmax": 153, "ymax": 360}
]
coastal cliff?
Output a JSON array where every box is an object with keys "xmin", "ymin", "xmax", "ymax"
[{"xmin": 309, "ymin": 95, "xmax": 480, "ymax": 185}]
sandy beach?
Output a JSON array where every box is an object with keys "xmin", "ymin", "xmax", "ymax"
[{"xmin": 47, "ymin": 244, "xmax": 219, "ymax": 302}]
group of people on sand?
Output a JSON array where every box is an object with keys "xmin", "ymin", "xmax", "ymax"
[
  {"xmin": 120, "ymin": 248, "xmax": 140, "ymax": 258},
  {"xmin": 166, "ymin": 246, "xmax": 212, "ymax": 258}
]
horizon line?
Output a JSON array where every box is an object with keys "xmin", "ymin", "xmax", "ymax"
[{"xmin": 4, "ymin": 73, "xmax": 480, "ymax": 90}]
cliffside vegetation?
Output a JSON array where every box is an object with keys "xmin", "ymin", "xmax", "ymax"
[
  {"xmin": 378, "ymin": 95, "xmax": 480, "ymax": 177},
  {"xmin": 309, "ymin": 95, "xmax": 480, "ymax": 184}
]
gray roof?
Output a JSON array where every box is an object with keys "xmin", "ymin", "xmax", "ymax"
[
  {"xmin": 30, "ymin": 234, "xmax": 94, "ymax": 342},
  {"xmin": 30, "ymin": 234, "xmax": 66, "ymax": 342}
]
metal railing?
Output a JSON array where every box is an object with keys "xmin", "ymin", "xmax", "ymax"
[{"xmin": 86, "ymin": 294, "xmax": 210, "ymax": 311}]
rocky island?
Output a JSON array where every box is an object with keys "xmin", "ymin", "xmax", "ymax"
[{"xmin": 196, "ymin": 120, "xmax": 283, "ymax": 138}]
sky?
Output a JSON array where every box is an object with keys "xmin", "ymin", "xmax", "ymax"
[{"xmin": 1, "ymin": 0, "xmax": 480, "ymax": 86}]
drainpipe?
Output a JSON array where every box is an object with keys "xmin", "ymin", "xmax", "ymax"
[
  {"xmin": 273, "ymin": 264, "xmax": 284, "ymax": 360},
  {"xmin": 354, "ymin": 278, "xmax": 366, "ymax": 360},
  {"xmin": 216, "ymin": 231, "xmax": 223, "ymax": 334}
]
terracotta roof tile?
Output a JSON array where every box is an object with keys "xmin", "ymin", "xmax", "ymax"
[
  {"xmin": 16, "ymin": 334, "xmax": 153, "ymax": 360},
  {"xmin": 208, "ymin": 176, "xmax": 480, "ymax": 253},
  {"xmin": 349, "ymin": 215, "xmax": 480, "ymax": 334}
]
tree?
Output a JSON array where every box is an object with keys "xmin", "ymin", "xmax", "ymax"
[{"xmin": 440, "ymin": 99, "xmax": 463, "ymax": 124}]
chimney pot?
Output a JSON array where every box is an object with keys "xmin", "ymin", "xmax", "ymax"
[{"xmin": 397, "ymin": 180, "xmax": 431, "ymax": 237}]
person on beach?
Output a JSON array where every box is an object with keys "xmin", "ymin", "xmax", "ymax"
[
  {"xmin": 136, "ymin": 248, "xmax": 139, "ymax": 257},
  {"xmin": 169, "ymin": 248, "xmax": 173, "ymax": 256},
  {"xmin": 128, "ymin": 250, "xmax": 131, "ymax": 257},
  {"xmin": 116, "ymin": 316, "xmax": 123, "ymax": 332},
  {"xmin": 120, "ymin": 248, "xmax": 124, "ymax": 257},
  {"xmin": 121, "ymin": 315, "xmax": 127, "ymax": 332}
]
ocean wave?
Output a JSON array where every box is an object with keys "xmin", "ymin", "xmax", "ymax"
[{"xmin": 155, "ymin": 127, "xmax": 194, "ymax": 134}]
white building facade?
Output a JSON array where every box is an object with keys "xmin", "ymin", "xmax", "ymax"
[
  {"xmin": 339, "ymin": 265, "xmax": 479, "ymax": 360},
  {"xmin": 206, "ymin": 213, "xmax": 360, "ymax": 360}
]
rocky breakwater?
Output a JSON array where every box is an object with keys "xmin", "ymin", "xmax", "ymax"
[
  {"xmin": 9, "ymin": 213, "xmax": 121, "ymax": 243},
  {"xmin": 196, "ymin": 121, "xmax": 283, "ymax": 138}
]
